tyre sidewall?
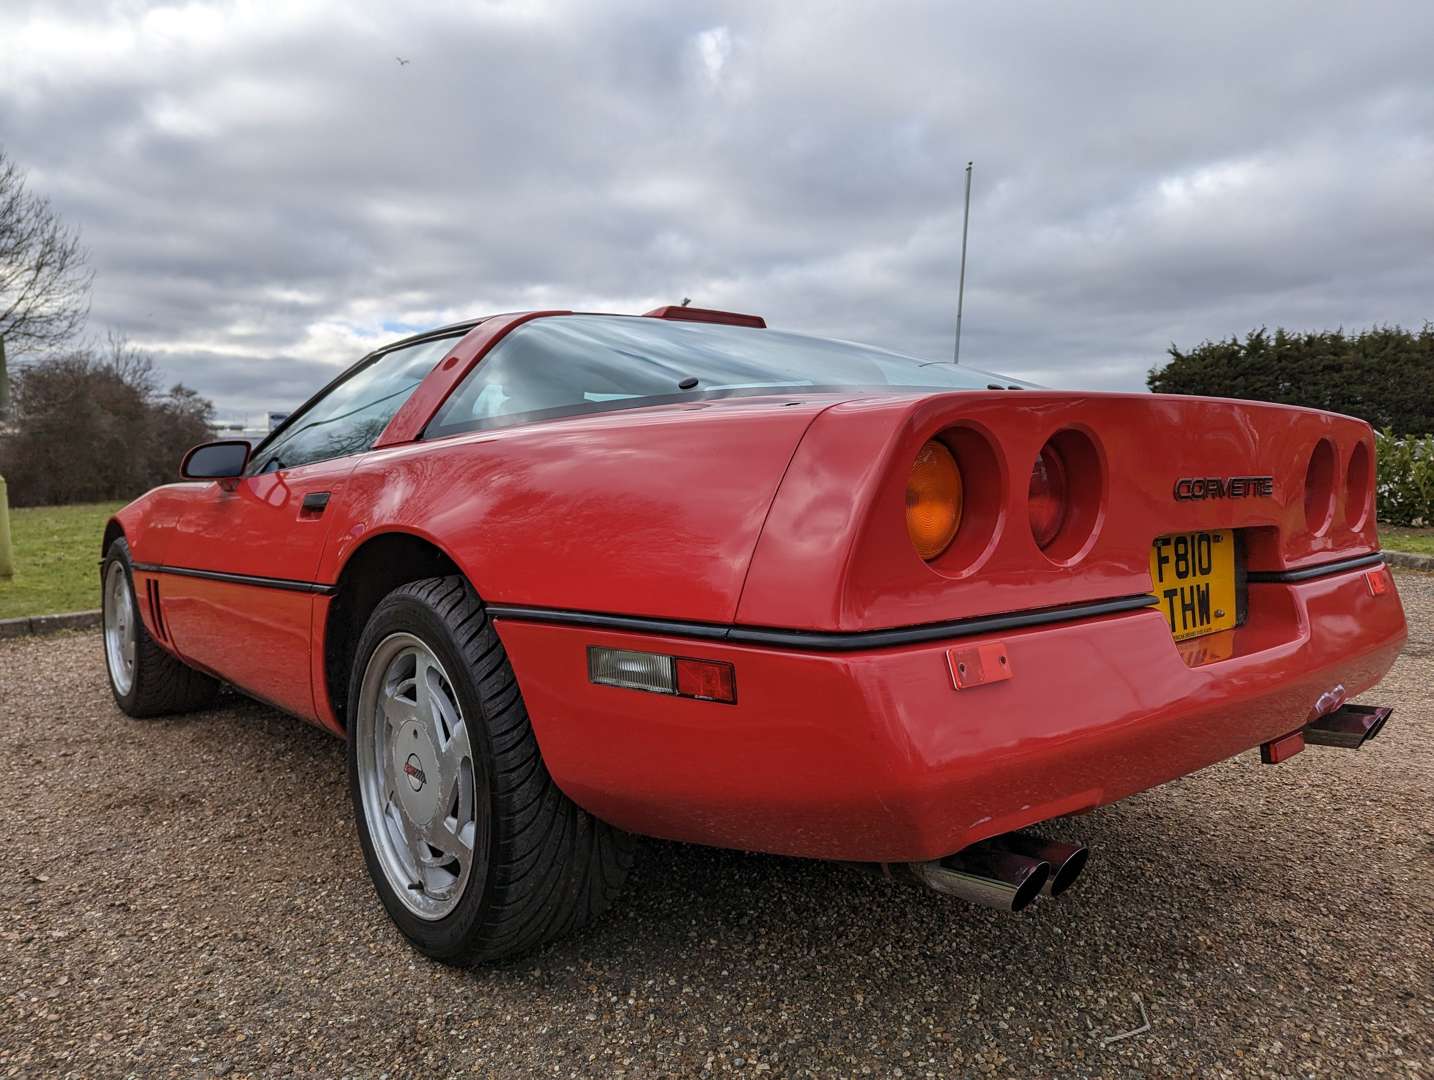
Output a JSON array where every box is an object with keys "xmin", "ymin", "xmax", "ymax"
[{"xmin": 346, "ymin": 586, "xmax": 499, "ymax": 961}]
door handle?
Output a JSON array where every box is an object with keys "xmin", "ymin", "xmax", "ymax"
[{"xmin": 300, "ymin": 492, "xmax": 331, "ymax": 518}]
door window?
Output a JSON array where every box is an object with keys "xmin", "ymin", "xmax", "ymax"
[{"xmin": 249, "ymin": 334, "xmax": 459, "ymax": 472}]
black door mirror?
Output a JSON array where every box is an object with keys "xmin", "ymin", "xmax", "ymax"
[{"xmin": 181, "ymin": 440, "xmax": 251, "ymax": 479}]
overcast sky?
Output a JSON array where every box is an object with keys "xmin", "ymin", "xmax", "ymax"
[{"xmin": 3, "ymin": 1, "xmax": 1433, "ymax": 418}]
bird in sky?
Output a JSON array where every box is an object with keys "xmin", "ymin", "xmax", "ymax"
[{"xmin": 396, "ymin": 56, "xmax": 410, "ymax": 66}]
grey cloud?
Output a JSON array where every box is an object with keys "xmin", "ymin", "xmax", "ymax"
[{"xmin": 1, "ymin": 0, "xmax": 1432, "ymax": 414}]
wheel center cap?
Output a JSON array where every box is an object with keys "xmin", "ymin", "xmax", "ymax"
[
  {"xmin": 403, "ymin": 754, "xmax": 427, "ymax": 792},
  {"xmin": 395, "ymin": 723, "xmax": 440, "ymax": 825}
]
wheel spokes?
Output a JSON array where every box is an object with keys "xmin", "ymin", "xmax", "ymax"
[
  {"xmin": 426, "ymin": 813, "xmax": 475, "ymax": 873},
  {"xmin": 120, "ymin": 621, "xmax": 135, "ymax": 667},
  {"xmin": 431, "ymin": 717, "xmax": 469, "ymax": 796},
  {"xmin": 416, "ymin": 653, "xmax": 457, "ymax": 742},
  {"xmin": 361, "ymin": 635, "xmax": 479, "ymax": 920}
]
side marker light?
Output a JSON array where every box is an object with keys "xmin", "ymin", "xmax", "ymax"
[{"xmin": 588, "ymin": 647, "xmax": 736, "ymax": 704}]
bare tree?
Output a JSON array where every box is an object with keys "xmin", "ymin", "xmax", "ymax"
[
  {"xmin": 0, "ymin": 336, "xmax": 214, "ymax": 507},
  {"xmin": 0, "ymin": 148, "xmax": 92, "ymax": 354}
]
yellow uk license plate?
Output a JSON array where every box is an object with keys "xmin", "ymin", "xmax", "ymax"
[{"xmin": 1149, "ymin": 530, "xmax": 1238, "ymax": 642}]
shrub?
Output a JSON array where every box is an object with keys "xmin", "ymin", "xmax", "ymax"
[{"xmin": 1375, "ymin": 429, "xmax": 1434, "ymax": 527}]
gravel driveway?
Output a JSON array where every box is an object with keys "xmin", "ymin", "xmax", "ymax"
[{"xmin": 2, "ymin": 572, "xmax": 1431, "ymax": 1078}]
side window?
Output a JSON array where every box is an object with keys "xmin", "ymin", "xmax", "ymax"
[{"xmin": 249, "ymin": 335, "xmax": 458, "ymax": 472}]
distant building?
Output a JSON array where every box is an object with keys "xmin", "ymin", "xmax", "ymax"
[{"xmin": 211, "ymin": 410, "xmax": 288, "ymax": 445}]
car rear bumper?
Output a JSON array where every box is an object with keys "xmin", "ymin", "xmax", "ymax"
[{"xmin": 494, "ymin": 564, "xmax": 1407, "ymax": 863}]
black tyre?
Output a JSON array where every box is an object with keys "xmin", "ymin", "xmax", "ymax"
[
  {"xmin": 346, "ymin": 575, "xmax": 634, "ymax": 963},
  {"xmin": 101, "ymin": 538, "xmax": 220, "ymax": 718}
]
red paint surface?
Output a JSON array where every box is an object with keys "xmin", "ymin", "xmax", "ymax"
[
  {"xmin": 322, "ymin": 392, "xmax": 832, "ymax": 626},
  {"xmin": 497, "ymin": 565, "xmax": 1404, "ymax": 860},
  {"xmin": 158, "ymin": 458, "xmax": 353, "ymax": 720},
  {"xmin": 105, "ymin": 310, "xmax": 1408, "ymax": 859}
]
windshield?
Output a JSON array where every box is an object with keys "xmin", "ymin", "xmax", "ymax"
[{"xmin": 425, "ymin": 314, "xmax": 1032, "ymax": 437}]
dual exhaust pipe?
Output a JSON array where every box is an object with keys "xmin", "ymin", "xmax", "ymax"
[
  {"xmin": 895, "ymin": 831, "xmax": 1089, "ymax": 913},
  {"xmin": 1302, "ymin": 703, "xmax": 1392, "ymax": 749}
]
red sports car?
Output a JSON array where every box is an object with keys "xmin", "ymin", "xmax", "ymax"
[{"xmin": 101, "ymin": 306, "xmax": 1406, "ymax": 962}]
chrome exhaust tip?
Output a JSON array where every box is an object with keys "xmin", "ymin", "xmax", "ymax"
[
  {"xmin": 908, "ymin": 844, "xmax": 1050, "ymax": 912},
  {"xmin": 1303, "ymin": 704, "xmax": 1393, "ymax": 749},
  {"xmin": 985, "ymin": 832, "xmax": 1090, "ymax": 897}
]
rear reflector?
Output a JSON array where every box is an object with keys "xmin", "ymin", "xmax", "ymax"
[
  {"xmin": 674, "ymin": 657, "xmax": 737, "ymax": 703},
  {"xmin": 1365, "ymin": 566, "xmax": 1392, "ymax": 596},
  {"xmin": 946, "ymin": 641, "xmax": 1012, "ymax": 690},
  {"xmin": 588, "ymin": 647, "xmax": 736, "ymax": 703},
  {"xmin": 1260, "ymin": 729, "xmax": 1305, "ymax": 765}
]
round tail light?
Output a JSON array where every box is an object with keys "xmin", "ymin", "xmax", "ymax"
[
  {"xmin": 1305, "ymin": 438, "xmax": 1336, "ymax": 535},
  {"xmin": 1346, "ymin": 440, "xmax": 1372, "ymax": 529},
  {"xmin": 1028, "ymin": 441, "xmax": 1069, "ymax": 549},
  {"xmin": 907, "ymin": 440, "xmax": 963, "ymax": 561}
]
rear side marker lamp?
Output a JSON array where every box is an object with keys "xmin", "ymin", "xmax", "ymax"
[{"xmin": 587, "ymin": 647, "xmax": 736, "ymax": 704}]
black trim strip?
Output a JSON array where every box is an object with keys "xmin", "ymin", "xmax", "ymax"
[
  {"xmin": 1247, "ymin": 552, "xmax": 1385, "ymax": 584},
  {"xmin": 133, "ymin": 562, "xmax": 337, "ymax": 596},
  {"xmin": 486, "ymin": 606, "xmax": 732, "ymax": 641},
  {"xmin": 485, "ymin": 594, "xmax": 1160, "ymax": 652}
]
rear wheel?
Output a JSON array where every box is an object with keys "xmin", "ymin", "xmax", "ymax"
[
  {"xmin": 101, "ymin": 538, "xmax": 220, "ymax": 717},
  {"xmin": 347, "ymin": 575, "xmax": 633, "ymax": 963}
]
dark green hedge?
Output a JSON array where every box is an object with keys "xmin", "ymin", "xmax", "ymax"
[{"xmin": 1147, "ymin": 325, "xmax": 1434, "ymax": 436}]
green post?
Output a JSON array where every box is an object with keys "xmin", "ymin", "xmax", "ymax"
[
  {"xmin": 0, "ymin": 335, "xmax": 12, "ymax": 580},
  {"xmin": 0, "ymin": 474, "xmax": 11, "ymax": 580}
]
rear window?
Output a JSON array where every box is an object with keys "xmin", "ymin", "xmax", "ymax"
[{"xmin": 424, "ymin": 314, "xmax": 1029, "ymax": 437}]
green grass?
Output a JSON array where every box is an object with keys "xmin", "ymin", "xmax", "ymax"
[
  {"xmin": 1380, "ymin": 525, "xmax": 1434, "ymax": 556},
  {"xmin": 0, "ymin": 501, "xmax": 124, "ymax": 620}
]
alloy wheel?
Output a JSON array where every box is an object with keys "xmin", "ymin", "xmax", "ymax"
[
  {"xmin": 103, "ymin": 561, "xmax": 137, "ymax": 697},
  {"xmin": 355, "ymin": 632, "xmax": 482, "ymax": 920}
]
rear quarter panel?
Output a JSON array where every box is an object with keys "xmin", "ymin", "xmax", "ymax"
[{"xmin": 319, "ymin": 396, "xmax": 840, "ymax": 624}]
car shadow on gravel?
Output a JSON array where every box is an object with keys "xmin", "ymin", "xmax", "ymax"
[{"xmin": 191, "ymin": 685, "xmax": 1399, "ymax": 992}]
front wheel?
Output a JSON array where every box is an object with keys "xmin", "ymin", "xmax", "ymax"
[
  {"xmin": 347, "ymin": 575, "xmax": 633, "ymax": 963},
  {"xmin": 101, "ymin": 538, "xmax": 219, "ymax": 718}
]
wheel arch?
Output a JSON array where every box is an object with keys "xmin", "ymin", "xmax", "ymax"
[
  {"xmin": 102, "ymin": 518, "xmax": 126, "ymax": 558},
  {"xmin": 322, "ymin": 529, "xmax": 475, "ymax": 731}
]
